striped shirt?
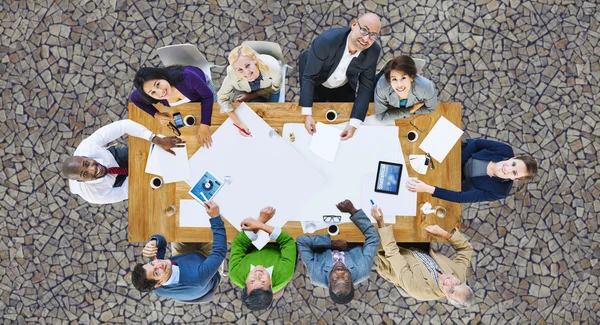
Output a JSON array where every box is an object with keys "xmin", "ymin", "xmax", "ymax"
[{"xmin": 411, "ymin": 248, "xmax": 443, "ymax": 285}]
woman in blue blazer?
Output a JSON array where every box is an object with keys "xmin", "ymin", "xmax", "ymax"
[
  {"xmin": 406, "ymin": 139, "xmax": 538, "ymax": 203},
  {"xmin": 130, "ymin": 65, "xmax": 216, "ymax": 148}
]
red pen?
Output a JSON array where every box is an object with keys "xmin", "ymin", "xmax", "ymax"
[{"xmin": 233, "ymin": 123, "xmax": 252, "ymax": 137}]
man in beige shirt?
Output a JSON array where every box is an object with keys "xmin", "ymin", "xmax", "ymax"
[{"xmin": 371, "ymin": 206, "xmax": 475, "ymax": 308}]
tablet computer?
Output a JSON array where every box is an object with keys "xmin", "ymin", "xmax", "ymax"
[
  {"xmin": 374, "ymin": 161, "xmax": 403, "ymax": 195},
  {"xmin": 189, "ymin": 171, "xmax": 224, "ymax": 203}
]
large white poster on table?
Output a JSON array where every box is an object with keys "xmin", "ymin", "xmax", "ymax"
[
  {"xmin": 282, "ymin": 123, "xmax": 416, "ymax": 222},
  {"xmin": 186, "ymin": 103, "xmax": 325, "ymax": 249}
]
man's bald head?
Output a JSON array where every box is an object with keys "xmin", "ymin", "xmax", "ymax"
[
  {"xmin": 348, "ymin": 13, "xmax": 382, "ymax": 52},
  {"xmin": 62, "ymin": 156, "xmax": 107, "ymax": 182},
  {"xmin": 357, "ymin": 13, "xmax": 381, "ymax": 33}
]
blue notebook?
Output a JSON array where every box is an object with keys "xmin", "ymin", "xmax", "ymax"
[{"xmin": 188, "ymin": 171, "xmax": 224, "ymax": 203}]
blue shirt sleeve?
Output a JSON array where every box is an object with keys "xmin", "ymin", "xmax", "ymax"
[{"xmin": 193, "ymin": 215, "xmax": 227, "ymax": 285}]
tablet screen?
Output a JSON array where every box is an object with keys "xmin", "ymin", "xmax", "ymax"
[{"xmin": 374, "ymin": 161, "xmax": 403, "ymax": 195}]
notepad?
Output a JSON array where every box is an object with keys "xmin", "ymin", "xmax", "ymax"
[
  {"xmin": 145, "ymin": 141, "xmax": 190, "ymax": 184},
  {"xmin": 309, "ymin": 122, "xmax": 341, "ymax": 162},
  {"xmin": 419, "ymin": 116, "xmax": 463, "ymax": 162}
]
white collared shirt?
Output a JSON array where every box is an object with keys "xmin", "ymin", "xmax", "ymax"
[
  {"xmin": 162, "ymin": 265, "xmax": 180, "ymax": 286},
  {"xmin": 322, "ymin": 35, "xmax": 361, "ymax": 89},
  {"xmin": 68, "ymin": 120, "xmax": 153, "ymax": 204},
  {"xmin": 302, "ymin": 35, "xmax": 363, "ymax": 129},
  {"xmin": 250, "ymin": 264, "xmax": 274, "ymax": 277}
]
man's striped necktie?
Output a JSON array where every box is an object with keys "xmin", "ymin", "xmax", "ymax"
[{"xmin": 108, "ymin": 167, "xmax": 128, "ymax": 175}]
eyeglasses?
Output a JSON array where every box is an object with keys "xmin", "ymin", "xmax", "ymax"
[
  {"xmin": 356, "ymin": 20, "xmax": 379, "ymax": 41},
  {"xmin": 167, "ymin": 122, "xmax": 181, "ymax": 136},
  {"xmin": 323, "ymin": 215, "xmax": 341, "ymax": 223},
  {"xmin": 409, "ymin": 114, "xmax": 432, "ymax": 134}
]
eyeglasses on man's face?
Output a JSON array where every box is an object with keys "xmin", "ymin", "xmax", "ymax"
[{"xmin": 356, "ymin": 20, "xmax": 379, "ymax": 41}]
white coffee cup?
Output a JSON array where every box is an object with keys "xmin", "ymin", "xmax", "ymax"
[
  {"xmin": 328, "ymin": 224, "xmax": 340, "ymax": 236},
  {"xmin": 325, "ymin": 110, "xmax": 338, "ymax": 122},
  {"xmin": 184, "ymin": 115, "xmax": 196, "ymax": 127},
  {"xmin": 407, "ymin": 130, "xmax": 418, "ymax": 142},
  {"xmin": 150, "ymin": 177, "xmax": 163, "ymax": 190}
]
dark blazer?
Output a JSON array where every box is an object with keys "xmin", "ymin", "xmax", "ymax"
[
  {"xmin": 299, "ymin": 28, "xmax": 380, "ymax": 121},
  {"xmin": 433, "ymin": 139, "xmax": 515, "ymax": 203},
  {"xmin": 296, "ymin": 210, "xmax": 380, "ymax": 288},
  {"xmin": 150, "ymin": 216, "xmax": 227, "ymax": 302}
]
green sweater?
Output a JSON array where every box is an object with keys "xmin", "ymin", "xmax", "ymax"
[{"xmin": 229, "ymin": 230, "xmax": 297, "ymax": 293}]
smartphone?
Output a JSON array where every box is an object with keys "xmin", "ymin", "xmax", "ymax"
[{"xmin": 173, "ymin": 112, "xmax": 184, "ymax": 128}]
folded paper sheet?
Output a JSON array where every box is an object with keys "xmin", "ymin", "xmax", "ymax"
[
  {"xmin": 419, "ymin": 116, "xmax": 463, "ymax": 162},
  {"xmin": 309, "ymin": 122, "xmax": 341, "ymax": 162},
  {"xmin": 145, "ymin": 142, "xmax": 190, "ymax": 184}
]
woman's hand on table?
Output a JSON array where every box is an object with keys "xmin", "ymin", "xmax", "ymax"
[
  {"xmin": 236, "ymin": 121, "xmax": 252, "ymax": 137},
  {"xmin": 406, "ymin": 179, "xmax": 435, "ymax": 194},
  {"xmin": 197, "ymin": 124, "xmax": 213, "ymax": 148},
  {"xmin": 154, "ymin": 112, "xmax": 173, "ymax": 125}
]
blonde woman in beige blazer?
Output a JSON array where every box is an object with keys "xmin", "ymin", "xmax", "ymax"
[{"xmin": 217, "ymin": 45, "xmax": 282, "ymax": 136}]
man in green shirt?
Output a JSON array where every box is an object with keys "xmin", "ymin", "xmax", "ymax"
[{"xmin": 229, "ymin": 206, "xmax": 297, "ymax": 311}]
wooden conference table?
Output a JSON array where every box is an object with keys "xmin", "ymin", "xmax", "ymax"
[{"xmin": 128, "ymin": 102, "xmax": 462, "ymax": 243}]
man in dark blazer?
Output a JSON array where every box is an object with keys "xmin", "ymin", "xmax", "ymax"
[
  {"xmin": 131, "ymin": 201, "xmax": 227, "ymax": 303},
  {"xmin": 297, "ymin": 200, "xmax": 380, "ymax": 304},
  {"xmin": 299, "ymin": 13, "xmax": 381, "ymax": 140}
]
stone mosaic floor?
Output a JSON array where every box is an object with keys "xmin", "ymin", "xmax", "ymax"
[{"xmin": 1, "ymin": 0, "xmax": 599, "ymax": 324}]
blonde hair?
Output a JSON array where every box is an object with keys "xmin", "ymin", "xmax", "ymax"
[{"xmin": 228, "ymin": 45, "xmax": 269, "ymax": 78}]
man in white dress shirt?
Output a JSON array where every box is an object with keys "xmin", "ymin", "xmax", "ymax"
[
  {"xmin": 62, "ymin": 119, "xmax": 184, "ymax": 204},
  {"xmin": 298, "ymin": 13, "xmax": 381, "ymax": 140}
]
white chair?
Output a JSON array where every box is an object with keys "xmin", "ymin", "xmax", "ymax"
[
  {"xmin": 155, "ymin": 44, "xmax": 225, "ymax": 82},
  {"xmin": 413, "ymin": 57, "xmax": 426, "ymax": 75},
  {"xmin": 242, "ymin": 41, "xmax": 290, "ymax": 102}
]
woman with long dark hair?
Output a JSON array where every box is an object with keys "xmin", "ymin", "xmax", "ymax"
[{"xmin": 130, "ymin": 65, "xmax": 215, "ymax": 148}]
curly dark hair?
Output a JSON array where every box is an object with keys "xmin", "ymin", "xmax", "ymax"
[
  {"xmin": 132, "ymin": 65, "xmax": 186, "ymax": 104},
  {"xmin": 131, "ymin": 263, "xmax": 157, "ymax": 292}
]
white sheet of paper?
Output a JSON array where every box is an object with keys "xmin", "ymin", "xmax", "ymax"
[
  {"xmin": 419, "ymin": 116, "xmax": 463, "ymax": 162},
  {"xmin": 186, "ymin": 103, "xmax": 325, "ymax": 249},
  {"xmin": 362, "ymin": 115, "xmax": 396, "ymax": 126},
  {"xmin": 309, "ymin": 122, "xmax": 341, "ymax": 162},
  {"xmin": 179, "ymin": 200, "xmax": 211, "ymax": 227},
  {"xmin": 145, "ymin": 144, "xmax": 162, "ymax": 175},
  {"xmin": 153, "ymin": 144, "xmax": 190, "ymax": 184}
]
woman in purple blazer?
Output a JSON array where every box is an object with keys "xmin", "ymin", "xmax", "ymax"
[
  {"xmin": 130, "ymin": 65, "xmax": 215, "ymax": 148},
  {"xmin": 406, "ymin": 139, "xmax": 538, "ymax": 203}
]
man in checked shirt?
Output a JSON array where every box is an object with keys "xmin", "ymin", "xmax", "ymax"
[{"xmin": 371, "ymin": 205, "xmax": 475, "ymax": 309}]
